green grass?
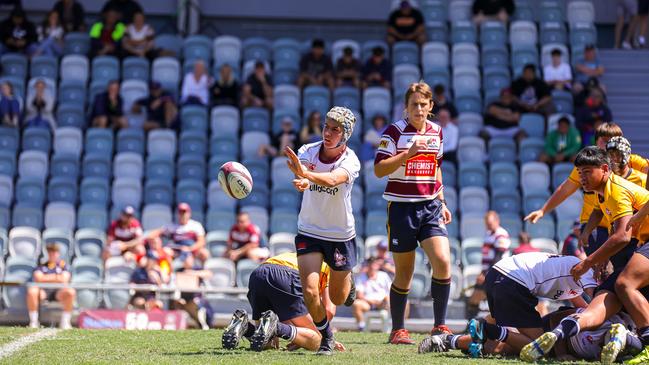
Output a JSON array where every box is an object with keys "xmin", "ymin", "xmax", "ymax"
[
  {"xmin": 0, "ymin": 327, "xmax": 37, "ymax": 347},
  {"xmin": 0, "ymin": 329, "xmax": 594, "ymax": 365}
]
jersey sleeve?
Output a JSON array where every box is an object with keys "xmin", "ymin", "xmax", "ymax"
[
  {"xmin": 374, "ymin": 125, "xmax": 398, "ymax": 163},
  {"xmin": 297, "ymin": 143, "xmax": 310, "ymax": 163},
  {"xmin": 494, "ymin": 235, "xmax": 511, "ymax": 250},
  {"xmin": 630, "ymin": 154, "xmax": 649, "ymax": 173},
  {"xmin": 581, "ymin": 269, "xmax": 598, "ymax": 289},
  {"xmin": 339, "ymin": 153, "xmax": 361, "ymax": 184},
  {"xmin": 436, "ymin": 127, "xmax": 444, "ymax": 162},
  {"xmin": 132, "ymin": 220, "xmax": 143, "ymax": 237},
  {"xmin": 568, "ymin": 166, "xmax": 580, "ymax": 185},
  {"xmin": 249, "ymin": 225, "xmax": 261, "ymax": 244},
  {"xmin": 194, "ymin": 221, "xmax": 206, "ymax": 236}
]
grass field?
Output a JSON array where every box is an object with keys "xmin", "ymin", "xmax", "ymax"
[{"xmin": 0, "ymin": 328, "xmax": 599, "ymax": 365}]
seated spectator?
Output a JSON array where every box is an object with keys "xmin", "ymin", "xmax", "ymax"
[
  {"xmin": 129, "ymin": 251, "xmax": 169, "ymax": 311},
  {"xmin": 575, "ymin": 88, "xmax": 612, "ymax": 144},
  {"xmin": 90, "ymin": 80, "xmax": 128, "ymax": 129},
  {"xmin": 431, "ymin": 84, "xmax": 459, "ymax": 121},
  {"xmin": 543, "ymin": 48, "xmax": 572, "ymax": 91},
  {"xmin": 34, "ymin": 10, "xmax": 64, "ymax": 57},
  {"xmin": 181, "ymin": 60, "xmax": 211, "ymax": 106},
  {"xmin": 373, "ymin": 238, "xmax": 395, "ymax": 276},
  {"xmin": 352, "ymin": 257, "xmax": 392, "ymax": 331},
  {"xmin": 53, "ymin": 0, "xmax": 86, "ymax": 32},
  {"xmin": 103, "ymin": 206, "xmax": 145, "ymax": 262},
  {"xmin": 511, "ymin": 63, "xmax": 554, "ymax": 116},
  {"xmin": 211, "ymin": 64, "xmax": 239, "ymax": 107},
  {"xmin": 512, "ymin": 232, "xmax": 540, "ymax": 255},
  {"xmin": 386, "ymin": 1, "xmax": 426, "ymax": 45},
  {"xmin": 0, "ymin": 8, "xmax": 37, "ymax": 55},
  {"xmin": 122, "ymin": 11, "xmax": 161, "ymax": 59},
  {"xmin": 361, "ymin": 46, "xmax": 391, "ymax": 89},
  {"xmin": 336, "ymin": 46, "xmax": 361, "ymax": 88},
  {"xmin": 0, "ymin": 82, "xmax": 20, "ymax": 127},
  {"xmin": 89, "ymin": 9, "xmax": 125, "ymax": 58},
  {"xmin": 481, "ymin": 88, "xmax": 525, "ymax": 141},
  {"xmin": 561, "ymin": 220, "xmax": 586, "ymax": 260},
  {"xmin": 25, "ymin": 79, "xmax": 55, "ymax": 131},
  {"xmin": 101, "ymin": 0, "xmax": 143, "ymax": 24},
  {"xmin": 258, "ymin": 117, "xmax": 297, "ymax": 157},
  {"xmin": 539, "ymin": 116, "xmax": 581, "ymax": 164},
  {"xmin": 133, "ymin": 81, "xmax": 178, "ymax": 132},
  {"xmin": 241, "ymin": 61, "xmax": 273, "ymax": 109},
  {"xmin": 436, "ymin": 108, "xmax": 458, "ymax": 164},
  {"xmin": 225, "ymin": 212, "xmax": 269, "ymax": 263},
  {"xmin": 574, "ymin": 44, "xmax": 606, "ymax": 94},
  {"xmin": 361, "ymin": 114, "xmax": 388, "ymax": 162},
  {"xmin": 149, "ymin": 203, "xmax": 209, "ymax": 270},
  {"xmin": 299, "ymin": 111, "xmax": 323, "ymax": 145},
  {"xmin": 26, "ymin": 243, "xmax": 76, "ymax": 329},
  {"xmin": 298, "ymin": 39, "xmax": 334, "ymax": 90},
  {"xmin": 472, "ymin": 0, "xmax": 515, "ymax": 25}
]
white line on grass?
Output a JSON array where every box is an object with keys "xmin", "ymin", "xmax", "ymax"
[{"xmin": 0, "ymin": 328, "xmax": 58, "ymax": 359}]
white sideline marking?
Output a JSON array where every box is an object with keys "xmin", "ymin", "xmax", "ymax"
[{"xmin": 0, "ymin": 328, "xmax": 58, "ymax": 359}]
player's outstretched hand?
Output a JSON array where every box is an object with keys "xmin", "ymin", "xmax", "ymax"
[
  {"xmin": 524, "ymin": 209, "xmax": 544, "ymax": 224},
  {"xmin": 626, "ymin": 212, "xmax": 643, "ymax": 233},
  {"xmin": 578, "ymin": 230, "xmax": 590, "ymax": 249},
  {"xmin": 441, "ymin": 203, "xmax": 452, "ymax": 224},
  {"xmin": 292, "ymin": 178, "xmax": 309, "ymax": 192},
  {"xmin": 284, "ymin": 146, "xmax": 306, "ymax": 178},
  {"xmin": 570, "ymin": 261, "xmax": 589, "ymax": 282},
  {"xmin": 334, "ymin": 341, "xmax": 346, "ymax": 352}
]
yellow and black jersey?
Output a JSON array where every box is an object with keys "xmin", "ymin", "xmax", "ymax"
[
  {"xmin": 264, "ymin": 252, "xmax": 330, "ymax": 293},
  {"xmin": 595, "ymin": 174, "xmax": 649, "ymax": 242}
]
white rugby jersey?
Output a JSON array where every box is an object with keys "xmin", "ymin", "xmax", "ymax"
[
  {"xmin": 493, "ymin": 252, "xmax": 597, "ymax": 300},
  {"xmin": 374, "ymin": 119, "xmax": 444, "ymax": 202},
  {"xmin": 297, "ymin": 141, "xmax": 360, "ymax": 241},
  {"xmin": 162, "ymin": 219, "xmax": 205, "ymax": 243}
]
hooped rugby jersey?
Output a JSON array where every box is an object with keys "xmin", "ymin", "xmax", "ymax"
[
  {"xmin": 374, "ymin": 119, "xmax": 444, "ymax": 202},
  {"xmin": 297, "ymin": 141, "xmax": 360, "ymax": 242},
  {"xmin": 493, "ymin": 252, "xmax": 597, "ymax": 300},
  {"xmin": 594, "ymin": 174, "xmax": 649, "ymax": 242},
  {"xmin": 481, "ymin": 227, "xmax": 511, "ymax": 271}
]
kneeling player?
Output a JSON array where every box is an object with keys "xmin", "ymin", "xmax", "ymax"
[{"xmin": 221, "ymin": 252, "xmax": 344, "ymax": 352}]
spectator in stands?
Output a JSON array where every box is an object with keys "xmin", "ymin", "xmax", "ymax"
[
  {"xmin": 472, "ymin": 0, "xmax": 515, "ymax": 24},
  {"xmin": 129, "ymin": 251, "xmax": 169, "ymax": 310},
  {"xmin": 543, "ymin": 48, "xmax": 572, "ymax": 91},
  {"xmin": 34, "ymin": 10, "xmax": 64, "ymax": 57},
  {"xmin": 181, "ymin": 60, "xmax": 211, "ymax": 106},
  {"xmin": 352, "ymin": 257, "xmax": 392, "ymax": 331},
  {"xmin": 52, "ymin": 0, "xmax": 86, "ymax": 32},
  {"xmin": 299, "ymin": 110, "xmax": 323, "ymax": 145},
  {"xmin": 539, "ymin": 116, "xmax": 582, "ymax": 164},
  {"xmin": 149, "ymin": 203, "xmax": 209, "ymax": 270},
  {"xmin": 361, "ymin": 46, "xmax": 391, "ymax": 89},
  {"xmin": 436, "ymin": 108, "xmax": 458, "ymax": 164},
  {"xmin": 335, "ymin": 46, "xmax": 361, "ymax": 88},
  {"xmin": 297, "ymin": 38, "xmax": 334, "ymax": 90},
  {"xmin": 89, "ymin": 8, "xmax": 125, "ymax": 58},
  {"xmin": 90, "ymin": 80, "xmax": 128, "ymax": 129},
  {"xmin": 0, "ymin": 7, "xmax": 37, "ymax": 55},
  {"xmin": 0, "ymin": 82, "xmax": 20, "ymax": 127},
  {"xmin": 431, "ymin": 84, "xmax": 459, "ymax": 121},
  {"xmin": 122, "ymin": 11, "xmax": 160, "ymax": 59},
  {"xmin": 511, "ymin": 63, "xmax": 554, "ymax": 116},
  {"xmin": 361, "ymin": 114, "xmax": 388, "ymax": 161},
  {"xmin": 386, "ymin": 0, "xmax": 426, "ymax": 46},
  {"xmin": 561, "ymin": 220, "xmax": 587, "ymax": 259},
  {"xmin": 241, "ymin": 61, "xmax": 273, "ymax": 109},
  {"xmin": 574, "ymin": 44, "xmax": 605, "ymax": 94},
  {"xmin": 24, "ymin": 79, "xmax": 55, "ymax": 131},
  {"xmin": 102, "ymin": 0, "xmax": 143, "ymax": 24},
  {"xmin": 211, "ymin": 64, "xmax": 239, "ymax": 107},
  {"xmin": 467, "ymin": 211, "xmax": 511, "ymax": 316},
  {"xmin": 258, "ymin": 116, "xmax": 298, "ymax": 157},
  {"xmin": 225, "ymin": 212, "xmax": 269, "ymax": 263},
  {"xmin": 132, "ymin": 81, "xmax": 178, "ymax": 132},
  {"xmin": 104, "ymin": 205, "xmax": 145, "ymax": 262},
  {"xmin": 512, "ymin": 232, "xmax": 540, "ymax": 255},
  {"xmin": 373, "ymin": 238, "xmax": 395, "ymax": 276},
  {"xmin": 615, "ymin": 0, "xmax": 638, "ymax": 49},
  {"xmin": 575, "ymin": 88, "xmax": 613, "ymax": 145},
  {"xmin": 481, "ymin": 87, "xmax": 525, "ymax": 142},
  {"xmin": 27, "ymin": 243, "xmax": 76, "ymax": 329}
]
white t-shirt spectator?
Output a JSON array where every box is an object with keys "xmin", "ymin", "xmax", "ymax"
[
  {"xmin": 442, "ymin": 122, "xmax": 458, "ymax": 152},
  {"xmin": 162, "ymin": 219, "xmax": 205, "ymax": 245},
  {"xmin": 126, "ymin": 24, "xmax": 154, "ymax": 52},
  {"xmin": 181, "ymin": 73, "xmax": 210, "ymax": 105},
  {"xmin": 356, "ymin": 271, "xmax": 392, "ymax": 302},
  {"xmin": 543, "ymin": 63, "xmax": 572, "ymax": 83}
]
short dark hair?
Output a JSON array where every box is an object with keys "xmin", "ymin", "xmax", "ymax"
[
  {"xmin": 574, "ymin": 146, "xmax": 610, "ymax": 168},
  {"xmin": 594, "ymin": 122, "xmax": 623, "ymax": 141},
  {"xmin": 372, "ymin": 46, "xmax": 384, "ymax": 56},
  {"xmin": 433, "ymin": 84, "xmax": 445, "ymax": 94},
  {"xmin": 254, "ymin": 60, "xmax": 265, "ymax": 69},
  {"xmin": 551, "ymin": 48, "xmax": 562, "ymax": 56},
  {"xmin": 343, "ymin": 46, "xmax": 353, "ymax": 56},
  {"xmin": 558, "ymin": 116, "xmax": 570, "ymax": 125},
  {"xmin": 312, "ymin": 39, "xmax": 325, "ymax": 49},
  {"xmin": 523, "ymin": 63, "xmax": 536, "ymax": 72},
  {"xmin": 518, "ymin": 232, "xmax": 531, "ymax": 244}
]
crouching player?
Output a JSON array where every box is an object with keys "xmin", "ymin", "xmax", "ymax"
[{"xmin": 221, "ymin": 252, "xmax": 346, "ymax": 352}]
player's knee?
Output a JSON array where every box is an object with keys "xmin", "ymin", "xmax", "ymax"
[
  {"xmin": 302, "ymin": 286, "xmax": 320, "ymax": 305},
  {"xmin": 329, "ymin": 291, "xmax": 346, "ymax": 306},
  {"xmin": 614, "ymin": 276, "xmax": 633, "ymax": 295},
  {"xmin": 27, "ymin": 287, "xmax": 40, "ymax": 296}
]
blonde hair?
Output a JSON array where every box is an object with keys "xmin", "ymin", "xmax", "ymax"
[{"xmin": 403, "ymin": 82, "xmax": 434, "ymax": 120}]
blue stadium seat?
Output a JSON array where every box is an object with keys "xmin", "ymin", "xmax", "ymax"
[
  {"xmin": 489, "ymin": 162, "xmax": 518, "ymax": 190},
  {"xmin": 445, "ymin": 186, "xmax": 457, "ymax": 214},
  {"xmin": 425, "ymin": 20, "xmax": 448, "ymax": 43},
  {"xmin": 88, "ymin": 80, "xmax": 107, "ymax": 106},
  {"xmin": 539, "ymin": 1, "xmax": 564, "ymax": 22},
  {"xmin": 540, "ymin": 22, "xmax": 567, "ymax": 45},
  {"xmin": 209, "ymin": 135, "xmax": 238, "ymax": 159},
  {"xmin": 270, "ymin": 188, "xmax": 300, "ymax": 212},
  {"xmin": 459, "ymin": 162, "xmax": 487, "ymax": 188},
  {"xmin": 510, "ymin": 21, "xmax": 537, "ymax": 47},
  {"xmin": 208, "ymin": 155, "xmax": 230, "ymax": 180},
  {"xmin": 122, "ymin": 57, "xmax": 149, "ymax": 81},
  {"xmin": 423, "ymin": 67, "xmax": 450, "ymax": 91},
  {"xmin": 215, "ymin": 35, "xmax": 242, "ymax": 67},
  {"xmin": 452, "ymin": 43, "xmax": 479, "ymax": 68},
  {"xmin": 11, "ymin": 203, "xmax": 43, "ymax": 229},
  {"xmin": 451, "ymin": 21, "xmax": 477, "ymax": 44},
  {"xmin": 44, "ymin": 202, "xmax": 76, "ymax": 231},
  {"xmin": 520, "ymin": 113, "xmax": 546, "ymax": 138},
  {"xmin": 56, "ymin": 103, "xmax": 85, "ymax": 128},
  {"xmin": 60, "ymin": 54, "xmax": 89, "ymax": 83},
  {"xmin": 552, "ymin": 162, "xmax": 574, "ymax": 189},
  {"xmin": 82, "ymin": 153, "xmax": 112, "ymax": 179},
  {"xmin": 54, "ymin": 127, "xmax": 83, "ymax": 157},
  {"xmin": 523, "ymin": 190, "xmax": 551, "ymax": 213},
  {"xmin": 211, "ymin": 105, "xmax": 239, "ymax": 137},
  {"xmin": 273, "ymin": 66, "xmax": 298, "ymax": 85},
  {"xmin": 91, "ymin": 56, "xmax": 120, "ymax": 83},
  {"xmin": 42, "ymin": 228, "xmax": 73, "ymax": 261},
  {"xmin": 206, "ymin": 209, "xmax": 235, "ymax": 232},
  {"xmin": 460, "ymin": 186, "xmax": 489, "ymax": 214},
  {"xmin": 208, "ymin": 181, "xmax": 236, "ymax": 212},
  {"xmin": 480, "ymin": 21, "xmax": 507, "ymax": 45},
  {"xmin": 273, "ymin": 84, "xmax": 300, "ymax": 111},
  {"xmin": 511, "ymin": 45, "xmax": 539, "ymax": 76},
  {"xmin": 0, "ymin": 150, "xmax": 15, "ymax": 177},
  {"xmin": 441, "ymin": 162, "xmax": 457, "ymax": 188},
  {"xmin": 460, "ymin": 213, "xmax": 486, "ymax": 239},
  {"xmin": 569, "ymin": 22, "xmax": 597, "ymax": 49},
  {"xmin": 112, "ymin": 177, "xmax": 142, "ymax": 210},
  {"xmin": 176, "ymin": 179, "xmax": 206, "ymax": 212},
  {"xmin": 455, "ymin": 92, "xmax": 482, "ymax": 113},
  {"xmin": 179, "ymin": 130, "xmax": 207, "ymax": 156},
  {"xmin": 272, "ymin": 109, "xmax": 300, "ymax": 135},
  {"xmin": 491, "ymin": 189, "xmax": 521, "ymax": 215},
  {"xmin": 152, "ymin": 57, "xmax": 180, "ymax": 88},
  {"xmin": 63, "ymin": 32, "xmax": 90, "ymax": 55},
  {"xmin": 331, "ymin": 39, "xmax": 361, "ymax": 64},
  {"xmin": 146, "ymin": 155, "xmax": 174, "ymax": 182},
  {"xmin": 365, "ymin": 211, "xmax": 387, "ymax": 236},
  {"xmin": 241, "ymin": 131, "xmax": 270, "ymax": 161},
  {"xmin": 392, "ymin": 41, "xmax": 419, "ymax": 65},
  {"xmin": 552, "ymin": 89, "xmax": 574, "ymax": 114},
  {"xmin": 448, "ymin": 0, "xmax": 472, "ymax": 22},
  {"xmin": 488, "ymin": 137, "xmax": 516, "ymax": 163},
  {"xmin": 302, "ymin": 86, "xmax": 331, "ymax": 116},
  {"xmin": 393, "ymin": 64, "xmax": 421, "ymax": 98},
  {"xmin": 525, "ymin": 217, "xmax": 556, "ymax": 240},
  {"xmin": 269, "ymin": 211, "xmax": 298, "ymax": 234},
  {"xmin": 18, "ymin": 151, "xmax": 48, "ymax": 181},
  {"xmin": 519, "ymin": 137, "xmax": 545, "ymax": 163},
  {"xmin": 513, "ymin": 0, "xmax": 534, "ymax": 21},
  {"xmin": 421, "ymin": 42, "xmax": 449, "ymax": 72},
  {"xmin": 0, "ymin": 126, "xmax": 19, "ymax": 152},
  {"xmin": 47, "ymin": 177, "xmax": 77, "ymax": 204},
  {"xmin": 568, "ymin": 1, "xmax": 595, "ymax": 23},
  {"xmin": 120, "ymin": 80, "xmax": 149, "ymax": 113},
  {"xmin": 242, "ymin": 159, "xmax": 269, "ymax": 185},
  {"xmin": 71, "ymin": 256, "xmax": 103, "ymax": 308},
  {"xmin": 21, "ymin": 128, "xmax": 51, "ymax": 153},
  {"xmin": 521, "ymin": 162, "xmax": 551, "ymax": 193},
  {"xmin": 483, "ymin": 66, "xmax": 511, "ymax": 92},
  {"xmin": 144, "ymin": 179, "xmax": 174, "ymax": 206},
  {"xmin": 1, "ymin": 53, "xmax": 27, "ymax": 78},
  {"xmin": 362, "ymin": 87, "xmax": 391, "ymax": 118},
  {"xmin": 116, "ymin": 128, "xmax": 145, "ymax": 155},
  {"xmin": 177, "ymin": 154, "xmax": 206, "ymax": 182},
  {"xmin": 457, "ymin": 136, "xmax": 486, "ymax": 163},
  {"xmin": 103, "ymin": 257, "xmax": 135, "ymax": 308},
  {"xmin": 183, "ymin": 35, "xmax": 212, "ymax": 63},
  {"xmin": 30, "ymin": 55, "xmax": 58, "ymax": 79},
  {"xmin": 268, "ymin": 232, "xmax": 296, "ymax": 256},
  {"xmin": 242, "ymin": 107, "xmax": 270, "ymax": 133},
  {"xmin": 452, "ymin": 66, "xmax": 480, "ymax": 94},
  {"xmin": 0, "ymin": 174, "xmax": 12, "ymax": 207},
  {"xmin": 75, "ymin": 228, "xmax": 106, "ymax": 258},
  {"xmin": 3, "ymin": 256, "xmax": 36, "ymax": 310},
  {"xmin": 77, "ymin": 204, "xmax": 108, "ymax": 230},
  {"xmin": 242, "ymin": 37, "xmax": 272, "ymax": 63},
  {"xmin": 333, "ymin": 87, "xmax": 361, "ymax": 112},
  {"xmin": 58, "ymin": 80, "xmax": 86, "ymax": 106},
  {"xmin": 481, "ymin": 45, "xmax": 509, "ymax": 68},
  {"xmin": 146, "ymin": 129, "xmax": 176, "ymax": 158},
  {"xmin": 154, "ymin": 34, "xmax": 183, "ymax": 56},
  {"xmin": 113, "ymin": 152, "xmax": 143, "ymax": 180},
  {"xmin": 239, "ymin": 184, "xmax": 269, "ymax": 209},
  {"xmin": 141, "ymin": 204, "xmax": 173, "ymax": 231},
  {"xmin": 422, "ymin": 0, "xmax": 447, "ymax": 22}
]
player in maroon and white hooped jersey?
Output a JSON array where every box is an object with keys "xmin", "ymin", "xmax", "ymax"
[{"xmin": 374, "ymin": 82, "xmax": 453, "ymax": 345}]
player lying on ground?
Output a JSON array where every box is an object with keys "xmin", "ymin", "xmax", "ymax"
[
  {"xmin": 284, "ymin": 106, "xmax": 361, "ymax": 355},
  {"xmin": 221, "ymin": 252, "xmax": 347, "ymax": 352},
  {"xmin": 521, "ymin": 147, "xmax": 649, "ymax": 364}
]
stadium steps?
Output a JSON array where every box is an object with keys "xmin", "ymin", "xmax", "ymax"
[{"xmin": 599, "ymin": 49, "xmax": 649, "ymax": 157}]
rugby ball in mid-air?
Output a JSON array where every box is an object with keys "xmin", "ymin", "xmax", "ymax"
[{"xmin": 218, "ymin": 161, "xmax": 253, "ymax": 199}]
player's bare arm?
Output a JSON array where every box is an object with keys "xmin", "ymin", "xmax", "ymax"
[
  {"xmin": 374, "ymin": 138, "xmax": 427, "ymax": 178},
  {"xmin": 627, "ymin": 200, "xmax": 649, "ymax": 232},
  {"xmin": 580, "ymin": 209, "xmax": 604, "ymax": 248},
  {"xmin": 524, "ymin": 179, "xmax": 580, "ymax": 223},
  {"xmin": 284, "ymin": 146, "xmax": 349, "ymax": 187}
]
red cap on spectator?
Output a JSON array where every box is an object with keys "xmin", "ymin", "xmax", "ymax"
[{"xmin": 177, "ymin": 202, "xmax": 191, "ymax": 212}]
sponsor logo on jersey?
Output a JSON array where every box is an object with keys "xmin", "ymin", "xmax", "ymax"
[
  {"xmin": 392, "ymin": 238, "xmax": 398, "ymax": 246},
  {"xmin": 405, "ymin": 154, "xmax": 437, "ymax": 177},
  {"xmin": 306, "ymin": 162, "xmax": 316, "ymax": 171},
  {"xmin": 553, "ymin": 290, "xmax": 565, "ymax": 300},
  {"xmin": 296, "ymin": 242, "xmax": 307, "ymax": 250},
  {"xmin": 334, "ymin": 248, "xmax": 347, "ymax": 268},
  {"xmin": 568, "ymin": 289, "xmax": 578, "ymax": 296},
  {"xmin": 309, "ymin": 184, "xmax": 339, "ymax": 195}
]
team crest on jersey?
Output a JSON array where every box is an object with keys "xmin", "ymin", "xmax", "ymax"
[
  {"xmin": 427, "ymin": 136, "xmax": 440, "ymax": 149},
  {"xmin": 334, "ymin": 248, "xmax": 347, "ymax": 267},
  {"xmin": 379, "ymin": 140, "xmax": 389, "ymax": 149}
]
